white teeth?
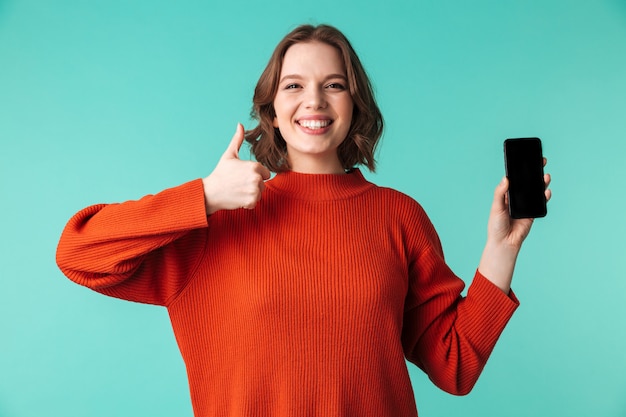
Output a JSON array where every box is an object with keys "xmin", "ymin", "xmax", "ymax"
[{"xmin": 298, "ymin": 120, "xmax": 331, "ymax": 129}]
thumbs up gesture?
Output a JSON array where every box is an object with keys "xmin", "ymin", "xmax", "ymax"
[{"xmin": 202, "ymin": 124, "xmax": 271, "ymax": 214}]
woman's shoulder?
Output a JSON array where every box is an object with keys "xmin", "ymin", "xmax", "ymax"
[
  {"xmin": 369, "ymin": 183, "xmax": 426, "ymax": 209},
  {"xmin": 364, "ymin": 183, "xmax": 442, "ymax": 252},
  {"xmin": 364, "ymin": 183, "xmax": 434, "ymax": 225}
]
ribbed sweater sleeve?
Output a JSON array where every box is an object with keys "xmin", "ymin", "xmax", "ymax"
[
  {"xmin": 399, "ymin": 201, "xmax": 519, "ymax": 395},
  {"xmin": 56, "ymin": 179, "xmax": 209, "ymax": 306}
]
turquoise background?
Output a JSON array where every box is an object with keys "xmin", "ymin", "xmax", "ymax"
[{"xmin": 1, "ymin": 0, "xmax": 625, "ymax": 416}]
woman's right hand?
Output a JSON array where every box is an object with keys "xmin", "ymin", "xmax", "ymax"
[{"xmin": 202, "ymin": 124, "xmax": 271, "ymax": 215}]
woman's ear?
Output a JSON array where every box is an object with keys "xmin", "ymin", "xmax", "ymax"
[{"xmin": 272, "ymin": 117, "xmax": 279, "ymax": 128}]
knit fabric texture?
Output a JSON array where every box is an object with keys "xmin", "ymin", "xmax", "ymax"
[{"xmin": 56, "ymin": 169, "xmax": 519, "ymax": 417}]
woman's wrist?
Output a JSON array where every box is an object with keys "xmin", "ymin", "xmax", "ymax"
[{"xmin": 478, "ymin": 241, "xmax": 520, "ymax": 294}]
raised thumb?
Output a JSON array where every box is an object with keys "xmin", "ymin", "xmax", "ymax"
[{"xmin": 222, "ymin": 123, "xmax": 245, "ymax": 159}]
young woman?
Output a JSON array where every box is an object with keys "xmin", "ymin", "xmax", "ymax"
[{"xmin": 57, "ymin": 24, "xmax": 551, "ymax": 417}]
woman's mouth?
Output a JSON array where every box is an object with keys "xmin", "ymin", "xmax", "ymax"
[{"xmin": 297, "ymin": 119, "xmax": 333, "ymax": 132}]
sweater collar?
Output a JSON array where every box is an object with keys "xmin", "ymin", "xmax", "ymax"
[{"xmin": 266, "ymin": 168, "xmax": 375, "ymax": 201}]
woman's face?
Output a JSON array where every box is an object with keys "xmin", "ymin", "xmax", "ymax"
[{"xmin": 273, "ymin": 41, "xmax": 354, "ymax": 174}]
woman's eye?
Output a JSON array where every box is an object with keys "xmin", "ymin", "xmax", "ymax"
[
  {"xmin": 326, "ymin": 83, "xmax": 346, "ymax": 90},
  {"xmin": 285, "ymin": 83, "xmax": 300, "ymax": 89}
]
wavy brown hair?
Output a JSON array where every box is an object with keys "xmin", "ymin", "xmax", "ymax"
[{"xmin": 245, "ymin": 24, "xmax": 384, "ymax": 172}]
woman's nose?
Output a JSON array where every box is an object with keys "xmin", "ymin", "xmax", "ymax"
[{"xmin": 304, "ymin": 87, "xmax": 327, "ymax": 109}]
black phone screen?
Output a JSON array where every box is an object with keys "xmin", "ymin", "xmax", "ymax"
[{"xmin": 504, "ymin": 138, "xmax": 547, "ymax": 219}]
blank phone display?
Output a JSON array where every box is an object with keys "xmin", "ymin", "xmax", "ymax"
[{"xmin": 504, "ymin": 138, "xmax": 547, "ymax": 219}]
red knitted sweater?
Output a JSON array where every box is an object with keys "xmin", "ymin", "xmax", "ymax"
[{"xmin": 56, "ymin": 169, "xmax": 519, "ymax": 417}]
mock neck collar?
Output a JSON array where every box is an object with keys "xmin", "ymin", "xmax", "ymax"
[{"xmin": 266, "ymin": 168, "xmax": 375, "ymax": 201}]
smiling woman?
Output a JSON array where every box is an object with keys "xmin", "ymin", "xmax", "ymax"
[
  {"xmin": 245, "ymin": 24, "xmax": 383, "ymax": 173},
  {"xmin": 56, "ymin": 23, "xmax": 551, "ymax": 417},
  {"xmin": 271, "ymin": 41, "xmax": 354, "ymax": 174}
]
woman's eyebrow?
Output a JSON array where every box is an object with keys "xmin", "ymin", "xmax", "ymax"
[
  {"xmin": 325, "ymin": 74, "xmax": 348, "ymax": 81},
  {"xmin": 279, "ymin": 73, "xmax": 348, "ymax": 84},
  {"xmin": 279, "ymin": 74, "xmax": 303, "ymax": 84}
]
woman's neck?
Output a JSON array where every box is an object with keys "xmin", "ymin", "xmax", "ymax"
[{"xmin": 287, "ymin": 155, "xmax": 346, "ymax": 174}]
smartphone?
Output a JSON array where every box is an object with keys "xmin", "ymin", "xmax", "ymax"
[{"xmin": 503, "ymin": 137, "xmax": 547, "ymax": 219}]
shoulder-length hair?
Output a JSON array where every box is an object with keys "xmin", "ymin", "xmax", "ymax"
[{"xmin": 245, "ymin": 24, "xmax": 384, "ymax": 173}]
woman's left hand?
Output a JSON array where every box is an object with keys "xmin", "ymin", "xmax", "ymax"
[
  {"xmin": 478, "ymin": 159, "xmax": 551, "ymax": 293},
  {"xmin": 488, "ymin": 159, "xmax": 552, "ymax": 250}
]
